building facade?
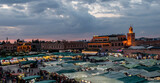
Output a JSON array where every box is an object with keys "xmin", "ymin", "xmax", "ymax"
[
  {"xmin": 65, "ymin": 41, "xmax": 87, "ymax": 50},
  {"xmin": 127, "ymin": 26, "xmax": 135, "ymax": 46},
  {"xmin": 40, "ymin": 41, "xmax": 87, "ymax": 52},
  {"xmin": 87, "ymin": 26, "xmax": 136, "ymax": 52},
  {"xmin": 1, "ymin": 43, "xmax": 17, "ymax": 52},
  {"xmin": 87, "ymin": 34, "xmax": 128, "ymax": 52},
  {"xmin": 40, "ymin": 41, "xmax": 65, "ymax": 51},
  {"xmin": 17, "ymin": 42, "xmax": 32, "ymax": 52}
]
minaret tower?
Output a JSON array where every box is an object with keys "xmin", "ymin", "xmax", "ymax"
[{"xmin": 127, "ymin": 26, "xmax": 135, "ymax": 46}]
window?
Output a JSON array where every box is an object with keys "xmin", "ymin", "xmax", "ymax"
[
  {"xmin": 115, "ymin": 43, "xmax": 117, "ymax": 46},
  {"xmin": 103, "ymin": 39, "xmax": 107, "ymax": 41},
  {"xmin": 121, "ymin": 43, "xmax": 123, "ymax": 46},
  {"xmin": 93, "ymin": 45, "xmax": 97, "ymax": 48},
  {"xmin": 118, "ymin": 43, "xmax": 121, "ymax": 46},
  {"xmin": 103, "ymin": 44, "xmax": 109, "ymax": 47},
  {"xmin": 112, "ymin": 43, "xmax": 114, "ymax": 46}
]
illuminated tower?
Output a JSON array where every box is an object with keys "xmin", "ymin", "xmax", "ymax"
[{"xmin": 127, "ymin": 26, "xmax": 135, "ymax": 46}]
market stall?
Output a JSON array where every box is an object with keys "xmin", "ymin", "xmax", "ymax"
[
  {"xmin": 22, "ymin": 75, "xmax": 41, "ymax": 82},
  {"xmin": 35, "ymin": 80, "xmax": 56, "ymax": 83}
]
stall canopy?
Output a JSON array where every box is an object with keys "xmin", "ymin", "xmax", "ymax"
[
  {"xmin": 63, "ymin": 72, "xmax": 91, "ymax": 79},
  {"xmin": 118, "ymin": 76, "xmax": 147, "ymax": 83},
  {"xmin": 120, "ymin": 69, "xmax": 148, "ymax": 76},
  {"xmin": 0, "ymin": 57, "xmax": 6, "ymax": 60},
  {"xmin": 61, "ymin": 57, "xmax": 72, "ymax": 60},
  {"xmin": 17, "ymin": 57, "xmax": 23, "ymax": 59},
  {"xmin": 101, "ymin": 71, "xmax": 126, "ymax": 79},
  {"xmin": 139, "ymin": 59, "xmax": 157, "ymax": 67},
  {"xmin": 140, "ymin": 71, "xmax": 160, "ymax": 78},
  {"xmin": 133, "ymin": 65, "xmax": 160, "ymax": 72},
  {"xmin": 96, "ymin": 62, "xmax": 114, "ymax": 66},
  {"xmin": 35, "ymin": 80, "xmax": 56, "ymax": 83},
  {"xmin": 37, "ymin": 54, "xmax": 47, "ymax": 57},
  {"xmin": 89, "ymin": 56, "xmax": 108, "ymax": 61},
  {"xmin": 83, "ymin": 76, "xmax": 123, "ymax": 83},
  {"xmin": 113, "ymin": 59, "xmax": 125, "ymax": 62},
  {"xmin": 121, "ymin": 62, "xmax": 140, "ymax": 69},
  {"xmin": 20, "ymin": 60, "xmax": 37, "ymax": 65},
  {"xmin": 22, "ymin": 75, "xmax": 40, "ymax": 80},
  {"xmin": 52, "ymin": 52, "xmax": 83, "ymax": 56},
  {"xmin": 86, "ymin": 70, "xmax": 105, "ymax": 76},
  {"xmin": 6, "ymin": 56, "xmax": 13, "ymax": 60},
  {"xmin": 61, "ymin": 63, "xmax": 80, "ymax": 70},
  {"xmin": 65, "ymin": 60, "xmax": 84, "ymax": 64},
  {"xmin": 56, "ymin": 69, "xmax": 77, "ymax": 74},
  {"xmin": 39, "ymin": 66, "xmax": 63, "ymax": 73}
]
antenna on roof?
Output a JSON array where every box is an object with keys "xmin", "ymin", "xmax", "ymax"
[{"xmin": 6, "ymin": 37, "xmax": 8, "ymax": 42}]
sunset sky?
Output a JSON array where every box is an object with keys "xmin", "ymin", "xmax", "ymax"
[{"xmin": 0, "ymin": 0, "xmax": 160, "ymax": 42}]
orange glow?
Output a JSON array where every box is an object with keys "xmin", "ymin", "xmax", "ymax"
[
  {"xmin": 127, "ymin": 26, "xmax": 135, "ymax": 46},
  {"xmin": 88, "ymin": 43, "xmax": 110, "ymax": 45},
  {"xmin": 17, "ymin": 42, "xmax": 31, "ymax": 52},
  {"xmin": 129, "ymin": 26, "xmax": 133, "ymax": 33},
  {"xmin": 82, "ymin": 51, "xmax": 98, "ymax": 54},
  {"xmin": 127, "ymin": 41, "xmax": 132, "ymax": 46}
]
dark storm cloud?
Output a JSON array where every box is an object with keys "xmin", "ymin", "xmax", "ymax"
[
  {"xmin": 0, "ymin": 0, "xmax": 160, "ymax": 40},
  {"xmin": 0, "ymin": 0, "xmax": 38, "ymax": 4}
]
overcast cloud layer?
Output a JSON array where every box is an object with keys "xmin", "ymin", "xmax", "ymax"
[{"xmin": 0, "ymin": 0, "xmax": 160, "ymax": 41}]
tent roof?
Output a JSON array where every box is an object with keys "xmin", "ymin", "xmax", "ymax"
[
  {"xmin": 118, "ymin": 76, "xmax": 147, "ymax": 83},
  {"xmin": 101, "ymin": 71, "xmax": 126, "ymax": 79},
  {"xmin": 22, "ymin": 75, "xmax": 40, "ymax": 80},
  {"xmin": 133, "ymin": 65, "xmax": 160, "ymax": 72},
  {"xmin": 66, "ymin": 60, "xmax": 84, "ymax": 63},
  {"xmin": 35, "ymin": 80, "xmax": 56, "ymax": 83},
  {"xmin": 141, "ymin": 71, "xmax": 160, "ymax": 78},
  {"xmin": 63, "ymin": 72, "xmax": 91, "ymax": 79},
  {"xmin": 89, "ymin": 56, "xmax": 108, "ymax": 61},
  {"xmin": 61, "ymin": 57, "xmax": 72, "ymax": 60},
  {"xmin": 83, "ymin": 76, "xmax": 123, "ymax": 83},
  {"xmin": 56, "ymin": 69, "xmax": 77, "ymax": 74},
  {"xmin": 113, "ymin": 59, "xmax": 125, "ymax": 62},
  {"xmin": 129, "ymin": 46, "xmax": 145, "ymax": 49},
  {"xmin": 52, "ymin": 52, "xmax": 83, "ymax": 56},
  {"xmin": 20, "ymin": 60, "xmax": 36, "ymax": 65},
  {"xmin": 120, "ymin": 69, "xmax": 148, "ymax": 76}
]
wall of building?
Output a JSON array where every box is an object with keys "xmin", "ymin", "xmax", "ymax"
[
  {"xmin": 135, "ymin": 40, "xmax": 160, "ymax": 46},
  {"xmin": 17, "ymin": 42, "xmax": 31, "ymax": 52},
  {"xmin": 1, "ymin": 44, "xmax": 17, "ymax": 52},
  {"xmin": 65, "ymin": 41, "xmax": 87, "ymax": 50},
  {"xmin": 40, "ymin": 41, "xmax": 87, "ymax": 51},
  {"xmin": 123, "ymin": 49, "xmax": 160, "ymax": 55},
  {"xmin": 41, "ymin": 42, "xmax": 65, "ymax": 51}
]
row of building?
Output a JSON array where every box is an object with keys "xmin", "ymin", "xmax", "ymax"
[
  {"xmin": 0, "ymin": 40, "xmax": 87, "ymax": 53},
  {"xmin": 0, "ymin": 26, "xmax": 160, "ymax": 56}
]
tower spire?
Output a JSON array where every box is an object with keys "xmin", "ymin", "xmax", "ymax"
[
  {"xmin": 129, "ymin": 26, "xmax": 133, "ymax": 33},
  {"xmin": 127, "ymin": 26, "xmax": 135, "ymax": 46}
]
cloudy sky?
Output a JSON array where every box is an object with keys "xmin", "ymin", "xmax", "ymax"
[{"xmin": 0, "ymin": 0, "xmax": 160, "ymax": 41}]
